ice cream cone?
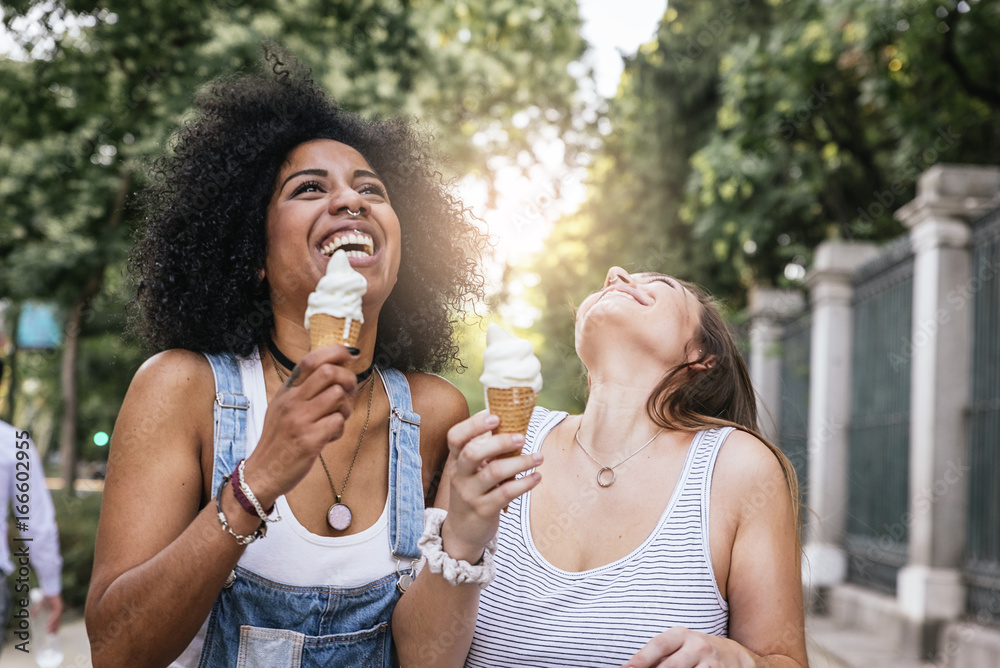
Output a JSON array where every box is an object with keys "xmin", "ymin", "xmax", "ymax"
[
  {"xmin": 486, "ymin": 386, "xmax": 537, "ymax": 439},
  {"xmin": 305, "ymin": 249, "xmax": 366, "ymax": 349},
  {"xmin": 480, "ymin": 323, "xmax": 542, "ymax": 511},
  {"xmin": 309, "ymin": 314, "xmax": 362, "ymax": 350},
  {"xmin": 486, "ymin": 386, "xmax": 536, "ymax": 511}
]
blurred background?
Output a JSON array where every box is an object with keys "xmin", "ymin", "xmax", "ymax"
[{"xmin": 1, "ymin": 0, "xmax": 999, "ymax": 665}]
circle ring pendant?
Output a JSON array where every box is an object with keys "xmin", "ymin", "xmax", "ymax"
[{"xmin": 597, "ymin": 467, "xmax": 616, "ymax": 487}]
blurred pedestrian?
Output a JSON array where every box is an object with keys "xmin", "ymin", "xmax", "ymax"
[{"xmin": 0, "ymin": 359, "xmax": 63, "ymax": 654}]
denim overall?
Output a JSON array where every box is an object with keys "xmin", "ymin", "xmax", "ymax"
[{"xmin": 198, "ymin": 352, "xmax": 424, "ymax": 668}]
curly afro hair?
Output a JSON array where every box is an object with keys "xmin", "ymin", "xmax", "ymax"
[{"xmin": 131, "ymin": 48, "xmax": 487, "ymax": 372}]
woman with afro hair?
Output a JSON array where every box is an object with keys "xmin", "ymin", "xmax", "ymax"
[{"xmin": 85, "ymin": 49, "xmax": 503, "ymax": 667}]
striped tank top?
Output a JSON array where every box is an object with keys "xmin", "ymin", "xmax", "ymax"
[{"xmin": 465, "ymin": 408, "xmax": 732, "ymax": 667}]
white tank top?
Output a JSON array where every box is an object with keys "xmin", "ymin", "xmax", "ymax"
[
  {"xmin": 236, "ymin": 352, "xmax": 396, "ymax": 587},
  {"xmin": 171, "ymin": 352, "xmax": 396, "ymax": 667},
  {"xmin": 465, "ymin": 408, "xmax": 731, "ymax": 667}
]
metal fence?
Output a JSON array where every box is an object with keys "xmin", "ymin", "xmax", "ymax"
[
  {"xmin": 844, "ymin": 237, "xmax": 914, "ymax": 594},
  {"xmin": 778, "ymin": 311, "xmax": 811, "ymax": 509},
  {"xmin": 966, "ymin": 205, "xmax": 1000, "ymax": 623}
]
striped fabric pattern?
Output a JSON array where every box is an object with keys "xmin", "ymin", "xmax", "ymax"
[{"xmin": 465, "ymin": 408, "xmax": 732, "ymax": 668}]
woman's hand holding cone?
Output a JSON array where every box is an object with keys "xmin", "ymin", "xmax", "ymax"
[
  {"xmin": 439, "ymin": 411, "xmax": 542, "ymax": 563},
  {"xmin": 242, "ymin": 346, "xmax": 359, "ymax": 509}
]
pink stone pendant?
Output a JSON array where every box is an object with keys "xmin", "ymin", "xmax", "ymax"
[{"xmin": 327, "ymin": 503, "xmax": 352, "ymax": 531}]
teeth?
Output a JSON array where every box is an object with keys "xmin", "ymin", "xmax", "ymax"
[
  {"xmin": 606, "ymin": 289, "xmax": 638, "ymax": 302},
  {"xmin": 321, "ymin": 232, "xmax": 374, "ymax": 256}
]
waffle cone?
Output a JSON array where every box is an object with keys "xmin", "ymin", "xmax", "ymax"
[
  {"xmin": 486, "ymin": 387, "xmax": 537, "ymax": 438},
  {"xmin": 309, "ymin": 314, "xmax": 362, "ymax": 350}
]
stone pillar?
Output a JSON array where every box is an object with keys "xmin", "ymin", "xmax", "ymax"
[
  {"xmin": 802, "ymin": 241, "xmax": 879, "ymax": 589},
  {"xmin": 747, "ymin": 287, "xmax": 805, "ymax": 443},
  {"xmin": 893, "ymin": 164, "xmax": 1000, "ymax": 652}
]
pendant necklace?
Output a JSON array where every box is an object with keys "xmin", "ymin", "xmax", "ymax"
[
  {"xmin": 318, "ymin": 371, "xmax": 375, "ymax": 530},
  {"xmin": 574, "ymin": 425, "xmax": 664, "ymax": 488},
  {"xmin": 266, "ymin": 345, "xmax": 376, "ymax": 531}
]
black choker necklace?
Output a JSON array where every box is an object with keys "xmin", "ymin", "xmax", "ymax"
[{"xmin": 267, "ymin": 339, "xmax": 374, "ymax": 383}]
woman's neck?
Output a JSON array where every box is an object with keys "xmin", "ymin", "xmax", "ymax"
[
  {"xmin": 578, "ymin": 374, "xmax": 662, "ymax": 461},
  {"xmin": 270, "ymin": 311, "xmax": 375, "ymax": 375},
  {"xmin": 271, "ymin": 312, "xmax": 311, "ymax": 363}
]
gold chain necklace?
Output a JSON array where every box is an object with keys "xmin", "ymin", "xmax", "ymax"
[
  {"xmin": 267, "ymin": 351, "xmax": 376, "ymax": 530},
  {"xmin": 319, "ymin": 374, "xmax": 375, "ymax": 530}
]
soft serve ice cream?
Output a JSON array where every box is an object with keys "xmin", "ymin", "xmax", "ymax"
[
  {"xmin": 480, "ymin": 324, "xmax": 543, "ymax": 392},
  {"xmin": 480, "ymin": 323, "xmax": 542, "ymax": 435},
  {"xmin": 305, "ymin": 249, "xmax": 367, "ymax": 348}
]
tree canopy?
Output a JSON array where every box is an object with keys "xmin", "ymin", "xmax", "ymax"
[
  {"xmin": 0, "ymin": 0, "xmax": 588, "ymax": 478},
  {"xmin": 525, "ymin": 0, "xmax": 1000, "ymax": 413}
]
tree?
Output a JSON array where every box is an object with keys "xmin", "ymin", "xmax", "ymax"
[
  {"xmin": 0, "ymin": 0, "xmax": 587, "ymax": 490},
  {"xmin": 526, "ymin": 0, "xmax": 1000, "ymax": 411},
  {"xmin": 525, "ymin": 0, "xmax": 775, "ymax": 410},
  {"xmin": 685, "ymin": 0, "xmax": 1000, "ymax": 297}
]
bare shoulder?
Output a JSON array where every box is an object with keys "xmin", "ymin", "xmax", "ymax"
[
  {"xmin": 712, "ymin": 428, "xmax": 795, "ymax": 520},
  {"xmin": 90, "ymin": 350, "xmax": 216, "ymax": 604},
  {"xmin": 130, "ymin": 348, "xmax": 215, "ymax": 395},
  {"xmin": 114, "ymin": 349, "xmax": 215, "ymax": 463},
  {"xmin": 405, "ymin": 371, "xmax": 471, "ymax": 430}
]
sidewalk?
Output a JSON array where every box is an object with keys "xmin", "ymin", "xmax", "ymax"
[
  {"xmin": 2, "ymin": 615, "xmax": 91, "ymax": 668},
  {"xmin": 0, "ymin": 613, "xmax": 949, "ymax": 667},
  {"xmin": 1, "ymin": 616, "xmax": 919, "ymax": 668},
  {"xmin": 806, "ymin": 615, "xmax": 936, "ymax": 668}
]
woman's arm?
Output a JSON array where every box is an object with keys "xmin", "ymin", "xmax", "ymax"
[
  {"xmin": 392, "ymin": 402, "xmax": 543, "ymax": 668},
  {"xmin": 623, "ymin": 430, "xmax": 807, "ymax": 668},
  {"xmin": 85, "ymin": 347, "xmax": 358, "ymax": 667}
]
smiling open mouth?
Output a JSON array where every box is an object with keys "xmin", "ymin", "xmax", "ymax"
[
  {"xmin": 603, "ymin": 289, "xmax": 641, "ymax": 303},
  {"xmin": 321, "ymin": 232, "xmax": 374, "ymax": 258}
]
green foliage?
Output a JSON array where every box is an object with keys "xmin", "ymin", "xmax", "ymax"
[
  {"xmin": 531, "ymin": 0, "xmax": 1000, "ymax": 333},
  {"xmin": 0, "ymin": 0, "xmax": 588, "ymax": 477},
  {"xmin": 686, "ymin": 0, "xmax": 1000, "ymax": 298},
  {"xmin": 526, "ymin": 0, "xmax": 999, "ymax": 404},
  {"xmin": 51, "ymin": 490, "xmax": 103, "ymax": 608},
  {"xmin": 440, "ymin": 317, "xmax": 489, "ymax": 414},
  {"xmin": 526, "ymin": 0, "xmax": 775, "ymax": 398}
]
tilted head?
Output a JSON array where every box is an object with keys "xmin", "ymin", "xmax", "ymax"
[{"xmin": 575, "ymin": 267, "xmax": 800, "ymax": 518}]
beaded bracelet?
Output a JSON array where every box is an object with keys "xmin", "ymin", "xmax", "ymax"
[
  {"xmin": 417, "ymin": 507, "xmax": 495, "ymax": 589},
  {"xmin": 230, "ymin": 463, "xmax": 259, "ymax": 518},
  {"xmin": 235, "ymin": 459, "xmax": 281, "ymax": 524},
  {"xmin": 216, "ymin": 475, "xmax": 266, "ymax": 545}
]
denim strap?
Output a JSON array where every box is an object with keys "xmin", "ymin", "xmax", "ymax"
[
  {"xmin": 378, "ymin": 367, "xmax": 425, "ymax": 561},
  {"xmin": 203, "ymin": 352, "xmax": 250, "ymax": 493}
]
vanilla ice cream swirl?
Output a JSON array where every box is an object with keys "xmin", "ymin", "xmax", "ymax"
[
  {"xmin": 479, "ymin": 323, "xmax": 543, "ymax": 391},
  {"xmin": 304, "ymin": 249, "xmax": 367, "ymax": 327}
]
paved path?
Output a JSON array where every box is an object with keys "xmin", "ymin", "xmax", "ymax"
[
  {"xmin": 806, "ymin": 615, "xmax": 937, "ymax": 668},
  {"xmin": 2, "ymin": 610, "xmax": 930, "ymax": 667},
  {"xmin": 2, "ymin": 615, "xmax": 91, "ymax": 668}
]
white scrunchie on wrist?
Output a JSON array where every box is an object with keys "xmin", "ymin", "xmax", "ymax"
[{"xmin": 418, "ymin": 507, "xmax": 497, "ymax": 589}]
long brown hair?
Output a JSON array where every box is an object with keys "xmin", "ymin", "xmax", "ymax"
[{"xmin": 644, "ymin": 277, "xmax": 801, "ymax": 528}]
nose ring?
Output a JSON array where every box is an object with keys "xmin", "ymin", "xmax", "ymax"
[{"xmin": 347, "ymin": 208, "xmax": 362, "ymax": 216}]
